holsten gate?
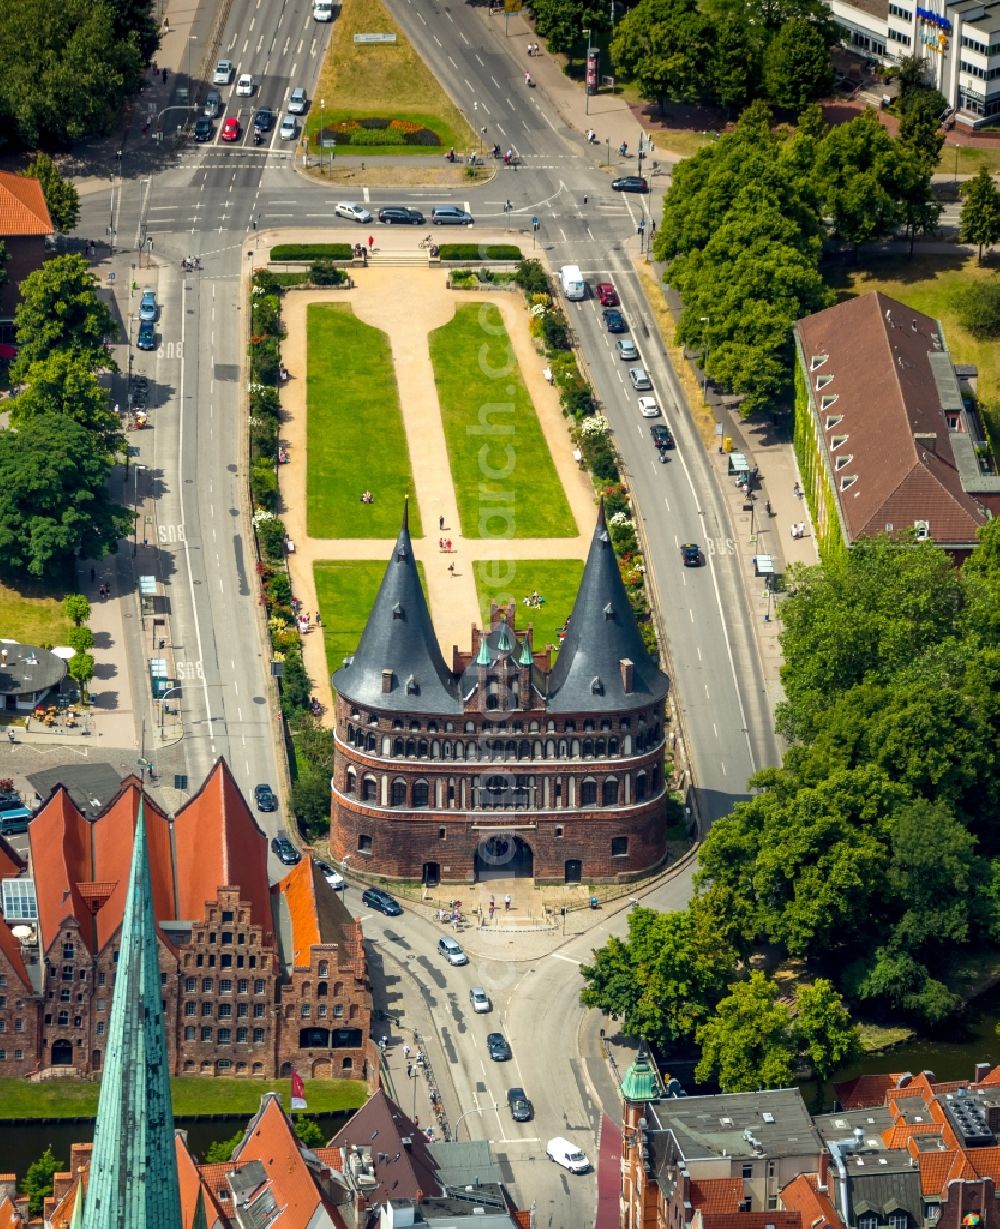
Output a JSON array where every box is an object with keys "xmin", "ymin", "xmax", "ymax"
[{"xmin": 329, "ymin": 502, "xmax": 672, "ymax": 885}]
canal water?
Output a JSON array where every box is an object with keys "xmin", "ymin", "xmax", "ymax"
[{"xmin": 0, "ymin": 1112, "xmax": 350, "ymax": 1184}]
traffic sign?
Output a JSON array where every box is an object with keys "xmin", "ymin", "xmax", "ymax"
[{"xmin": 108, "ymin": 271, "xmax": 116, "ymax": 282}]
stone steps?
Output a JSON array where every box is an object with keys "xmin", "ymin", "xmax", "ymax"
[{"xmin": 365, "ymin": 251, "xmax": 435, "ymax": 266}]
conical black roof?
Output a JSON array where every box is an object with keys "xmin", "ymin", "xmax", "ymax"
[
  {"xmin": 546, "ymin": 503, "xmax": 669, "ymax": 712},
  {"xmin": 333, "ymin": 502, "xmax": 460, "ymax": 713}
]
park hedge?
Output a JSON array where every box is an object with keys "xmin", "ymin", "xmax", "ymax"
[
  {"xmin": 437, "ymin": 244, "xmax": 522, "ymax": 261},
  {"xmin": 270, "ymin": 243, "xmax": 354, "ymax": 262}
]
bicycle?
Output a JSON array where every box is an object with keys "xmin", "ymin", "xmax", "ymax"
[{"xmin": 418, "ymin": 234, "xmax": 435, "ymax": 249}]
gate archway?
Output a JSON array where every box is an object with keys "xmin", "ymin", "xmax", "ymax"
[{"xmin": 474, "ymin": 834, "xmax": 534, "ymax": 881}]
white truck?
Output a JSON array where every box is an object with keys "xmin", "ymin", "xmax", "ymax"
[
  {"xmin": 559, "ymin": 264, "xmax": 586, "ymax": 301},
  {"xmin": 313, "ymin": 0, "xmax": 334, "ymax": 19},
  {"xmin": 546, "ymin": 1137, "xmax": 591, "ymax": 1173}
]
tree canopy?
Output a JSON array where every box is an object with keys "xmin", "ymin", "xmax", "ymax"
[
  {"xmin": 960, "ymin": 166, "xmax": 1000, "ymax": 262},
  {"xmin": 22, "ymin": 152, "xmax": 80, "ymax": 233},
  {"xmin": 11, "ymin": 255, "xmax": 117, "ymax": 380}
]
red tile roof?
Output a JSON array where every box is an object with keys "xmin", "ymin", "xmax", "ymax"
[
  {"xmin": 976, "ymin": 1067, "xmax": 1000, "ymax": 1086},
  {"xmin": 690, "ymin": 1178, "xmax": 744, "ymax": 1214},
  {"xmin": 175, "ymin": 1132, "xmax": 228, "ymax": 1229},
  {"xmin": 796, "ymin": 292, "xmax": 987, "ymax": 547},
  {"xmin": 278, "ymin": 856, "xmax": 358, "ymax": 970},
  {"xmin": 704, "ymin": 1213, "xmax": 801, "ymax": 1229},
  {"xmin": 0, "ymin": 917, "xmax": 31, "ymax": 988},
  {"xmin": 0, "ymin": 1195, "xmax": 23, "ymax": 1229},
  {"xmin": 836, "ymin": 1074, "xmax": 898, "ymax": 1109},
  {"xmin": 0, "ymin": 171, "xmax": 53, "ymax": 237},
  {"xmin": 917, "ymin": 1149, "xmax": 959, "ymax": 1196},
  {"xmin": 781, "ymin": 1173, "xmax": 845, "ymax": 1229}
]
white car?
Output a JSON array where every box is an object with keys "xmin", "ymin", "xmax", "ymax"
[
  {"xmin": 288, "ymin": 87, "xmax": 308, "ymax": 115},
  {"xmin": 235, "ymin": 74, "xmax": 254, "ymax": 97},
  {"xmin": 212, "ymin": 60, "xmax": 234, "ymax": 85},
  {"xmin": 469, "ymin": 987, "xmax": 491, "ymax": 1013},
  {"xmin": 637, "ymin": 396, "xmax": 660, "ymax": 418},
  {"xmin": 335, "ymin": 201, "xmax": 373, "ymax": 224},
  {"xmin": 279, "ymin": 114, "xmax": 297, "ymax": 140},
  {"xmin": 547, "ymin": 1137, "xmax": 591, "ymax": 1174}
]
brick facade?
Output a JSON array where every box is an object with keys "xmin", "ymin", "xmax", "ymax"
[
  {"xmin": 276, "ymin": 933, "xmax": 370, "ymax": 1080},
  {"xmin": 0, "ymin": 947, "xmax": 39, "ymax": 1078}
]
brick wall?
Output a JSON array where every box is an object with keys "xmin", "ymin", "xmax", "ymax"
[
  {"xmin": 276, "ymin": 941, "xmax": 371, "ymax": 1080},
  {"xmin": 0, "ymin": 949, "xmax": 39, "ymax": 1077},
  {"xmin": 0, "ymin": 236, "xmax": 47, "ymax": 323}
]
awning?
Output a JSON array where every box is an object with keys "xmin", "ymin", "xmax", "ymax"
[
  {"xmin": 754, "ymin": 554, "xmax": 775, "ymax": 576},
  {"xmin": 728, "ymin": 451, "xmax": 750, "ymax": 475}
]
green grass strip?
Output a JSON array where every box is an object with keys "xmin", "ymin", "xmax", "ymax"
[
  {"xmin": 307, "ymin": 304, "xmax": 421, "ymax": 538},
  {"xmin": 428, "ymin": 303, "xmax": 576, "ymax": 539},
  {"xmin": 473, "ymin": 558, "xmax": 584, "ymax": 657}
]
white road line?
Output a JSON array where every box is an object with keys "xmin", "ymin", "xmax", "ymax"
[{"xmin": 550, "ymin": 953, "xmax": 581, "ymax": 965}]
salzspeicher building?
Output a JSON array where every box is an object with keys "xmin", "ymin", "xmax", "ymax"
[{"xmin": 330, "ymin": 502, "xmax": 671, "ymax": 885}]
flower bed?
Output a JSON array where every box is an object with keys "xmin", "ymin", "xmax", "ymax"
[{"xmin": 314, "ymin": 117, "xmax": 442, "ymax": 147}]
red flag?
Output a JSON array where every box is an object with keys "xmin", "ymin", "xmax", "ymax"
[{"xmin": 291, "ymin": 1069, "xmax": 307, "ymax": 1110}]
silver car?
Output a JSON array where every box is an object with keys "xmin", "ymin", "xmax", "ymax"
[
  {"xmin": 288, "ymin": 87, "xmax": 308, "ymax": 115},
  {"xmin": 279, "ymin": 114, "xmax": 297, "ymax": 140}
]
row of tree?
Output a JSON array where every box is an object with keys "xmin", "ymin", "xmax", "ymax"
[
  {"xmin": 581, "ymin": 523, "xmax": 1000, "ymax": 1085},
  {"xmin": 654, "ymin": 100, "xmax": 942, "ymax": 413},
  {"xmin": 0, "ymin": 255, "xmax": 131, "ymax": 577},
  {"xmin": 0, "ymin": 0, "xmax": 159, "ymax": 149}
]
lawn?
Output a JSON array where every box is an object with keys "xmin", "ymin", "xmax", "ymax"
[
  {"xmin": 315, "ymin": 559, "xmax": 428, "ymax": 683},
  {"xmin": 0, "ymin": 1076, "xmax": 367, "ymax": 1120},
  {"xmin": 428, "ymin": 304, "xmax": 577, "ymax": 539},
  {"xmin": 0, "ymin": 579, "xmax": 73, "ymax": 648},
  {"xmin": 473, "ymin": 559, "xmax": 585, "ymax": 656},
  {"xmin": 307, "ymin": 304, "xmax": 421, "ymax": 539},
  {"xmin": 310, "ymin": 0, "xmax": 472, "ymax": 155}
]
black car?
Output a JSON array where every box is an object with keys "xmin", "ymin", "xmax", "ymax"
[
  {"xmin": 253, "ymin": 107, "xmax": 274, "ymax": 133},
  {"xmin": 193, "ymin": 117, "xmax": 214, "ymax": 142},
  {"xmin": 487, "ymin": 1031, "xmax": 512, "ymax": 1061},
  {"xmin": 271, "ymin": 835, "xmax": 301, "ymax": 866},
  {"xmin": 602, "ymin": 308, "xmax": 627, "ymax": 333},
  {"xmin": 650, "ymin": 423, "xmax": 674, "ymax": 450},
  {"xmin": 507, "ymin": 1087, "xmax": 534, "ymax": 1121},
  {"xmin": 611, "ymin": 175, "xmax": 649, "ymax": 193},
  {"xmin": 681, "ymin": 542, "xmax": 704, "ymax": 567},
  {"xmin": 254, "ymin": 783, "xmax": 277, "ymax": 812},
  {"xmin": 378, "ymin": 206, "xmax": 425, "ymax": 225},
  {"xmin": 361, "ymin": 887, "xmax": 403, "ymax": 916}
]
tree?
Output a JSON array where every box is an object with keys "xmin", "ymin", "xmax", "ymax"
[
  {"xmin": 611, "ymin": 0, "xmax": 716, "ymax": 109},
  {"xmin": 762, "ymin": 17, "xmax": 834, "ymax": 113},
  {"xmin": 793, "ymin": 979, "xmax": 861, "ymax": 1086},
  {"xmin": 11, "ymin": 351, "xmax": 124, "ymax": 462},
  {"xmin": 955, "ymin": 278, "xmax": 1000, "ymax": 336},
  {"xmin": 63, "ymin": 593, "xmax": 91, "ymax": 626},
  {"xmin": 21, "ymin": 1146, "xmax": 63, "ymax": 1215},
  {"xmin": 11, "ymin": 255, "xmax": 116, "ymax": 380},
  {"xmin": 204, "ymin": 1128, "xmax": 244, "ymax": 1163},
  {"xmin": 293, "ymin": 1117, "xmax": 326, "ymax": 1148},
  {"xmin": 960, "ymin": 165, "xmax": 1000, "ymax": 262},
  {"xmin": 292, "ymin": 757, "xmax": 333, "ymax": 838},
  {"xmin": 68, "ymin": 650, "xmax": 95, "ymax": 700},
  {"xmin": 709, "ymin": 13, "xmax": 763, "ymax": 113},
  {"xmin": 529, "ymin": 0, "xmax": 608, "ymax": 55},
  {"xmin": 22, "ymin": 152, "xmax": 79, "ymax": 233},
  {"xmin": 0, "ymin": 413, "xmax": 131, "ymax": 577},
  {"xmin": 891, "ymin": 145, "xmax": 941, "ymax": 255},
  {"xmin": 897, "ymin": 91, "xmax": 945, "ymax": 169},
  {"xmin": 815, "ymin": 109, "xmax": 903, "ymax": 249},
  {"xmin": 68, "ymin": 625, "xmax": 95, "ymax": 654},
  {"xmin": 695, "ymin": 972, "xmax": 798, "ymax": 1091}
]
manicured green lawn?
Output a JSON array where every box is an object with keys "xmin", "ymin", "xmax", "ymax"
[
  {"xmin": 473, "ymin": 559, "xmax": 584, "ymax": 656},
  {"xmin": 0, "ymin": 580, "xmax": 73, "ymax": 648},
  {"xmin": 315, "ymin": 559, "xmax": 428, "ymax": 683},
  {"xmin": 428, "ymin": 304, "xmax": 576, "ymax": 539},
  {"xmin": 0, "ymin": 1077, "xmax": 367, "ymax": 1120},
  {"xmin": 306, "ymin": 304, "xmax": 421, "ymax": 539}
]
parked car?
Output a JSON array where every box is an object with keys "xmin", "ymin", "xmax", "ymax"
[
  {"xmin": 361, "ymin": 887, "xmax": 403, "ymax": 916},
  {"xmin": 137, "ymin": 321, "xmax": 156, "ymax": 351},
  {"xmin": 212, "ymin": 60, "xmax": 234, "ymax": 85},
  {"xmin": 235, "ymin": 73, "xmax": 255, "ymax": 97},
  {"xmin": 253, "ymin": 107, "xmax": 274, "ymax": 133},
  {"xmin": 431, "ymin": 206, "xmax": 474, "ymax": 225},
  {"xmin": 253, "ymin": 783, "xmax": 276, "ymax": 812},
  {"xmin": 379, "ymin": 206, "xmax": 425, "ymax": 225},
  {"xmin": 602, "ymin": 308, "xmax": 627, "ymax": 333},
  {"xmin": 611, "ymin": 175, "xmax": 648, "ymax": 193},
  {"xmin": 204, "ymin": 89, "xmax": 223, "ymax": 118},
  {"xmin": 0, "ymin": 809, "xmax": 32, "ymax": 837},
  {"xmin": 650, "ymin": 423, "xmax": 674, "ymax": 450},
  {"xmin": 486, "ymin": 1032, "xmax": 512, "ymax": 1061},
  {"xmin": 221, "ymin": 116, "xmax": 241, "ymax": 142},
  {"xmin": 546, "ymin": 1137, "xmax": 591, "ymax": 1173},
  {"xmin": 314, "ymin": 859, "xmax": 346, "ymax": 890},
  {"xmin": 680, "ymin": 542, "xmax": 704, "ymax": 567},
  {"xmin": 288, "ymin": 86, "xmax": 308, "ymax": 114},
  {"xmin": 193, "ymin": 117, "xmax": 214, "ymax": 142},
  {"xmin": 595, "ymin": 281, "xmax": 619, "ymax": 306},
  {"xmin": 438, "ymin": 936, "xmax": 468, "ymax": 966},
  {"xmin": 615, "ymin": 337, "xmax": 638, "ymax": 361},
  {"xmin": 335, "ymin": 201, "xmax": 373, "ymax": 223},
  {"xmin": 139, "ymin": 289, "xmax": 158, "ymax": 322},
  {"xmin": 507, "ymin": 1087, "xmax": 534, "ymax": 1121},
  {"xmin": 469, "ymin": 987, "xmax": 491, "ymax": 1013},
  {"xmin": 637, "ymin": 396, "xmax": 660, "ymax": 418},
  {"xmin": 271, "ymin": 835, "xmax": 300, "ymax": 866},
  {"xmin": 279, "ymin": 114, "xmax": 297, "ymax": 140}
]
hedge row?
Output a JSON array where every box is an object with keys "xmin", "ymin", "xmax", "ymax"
[
  {"xmin": 438, "ymin": 243, "xmax": 522, "ymax": 260},
  {"xmin": 270, "ymin": 243, "xmax": 354, "ymax": 262}
]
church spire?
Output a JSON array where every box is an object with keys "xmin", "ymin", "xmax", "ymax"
[{"xmin": 83, "ymin": 798, "xmax": 182, "ymax": 1229}]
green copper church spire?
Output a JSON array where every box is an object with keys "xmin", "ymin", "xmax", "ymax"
[{"xmin": 83, "ymin": 797, "xmax": 182, "ymax": 1229}]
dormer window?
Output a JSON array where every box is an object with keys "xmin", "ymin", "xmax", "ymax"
[
  {"xmin": 840, "ymin": 475, "xmax": 858, "ymax": 491},
  {"xmin": 810, "ymin": 354, "xmax": 829, "ymax": 371},
  {"xmin": 820, "ymin": 394, "xmax": 838, "ymax": 411},
  {"xmin": 405, "ymin": 675, "xmax": 418, "ymax": 695},
  {"xmin": 591, "ymin": 677, "xmax": 604, "ymax": 695},
  {"xmin": 816, "ymin": 374, "xmax": 834, "ymax": 390},
  {"xmin": 835, "ymin": 453, "xmax": 853, "ymax": 471},
  {"xmin": 830, "ymin": 434, "xmax": 848, "ymax": 451},
  {"xmin": 825, "ymin": 414, "xmax": 843, "ymax": 430}
]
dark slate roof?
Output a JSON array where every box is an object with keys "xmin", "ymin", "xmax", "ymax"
[
  {"xmin": 0, "ymin": 642, "xmax": 66, "ymax": 696},
  {"xmin": 332, "ymin": 502, "xmax": 461, "ymax": 714},
  {"xmin": 546, "ymin": 503, "xmax": 669, "ymax": 712}
]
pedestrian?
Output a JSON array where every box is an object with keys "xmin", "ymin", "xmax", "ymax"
[
  {"xmin": 162, "ymin": 67, "xmax": 167, "ymax": 83},
  {"xmin": 367, "ymin": 234, "xmax": 374, "ymax": 251},
  {"xmin": 105, "ymin": 581, "xmax": 112, "ymax": 597},
  {"xmin": 504, "ymin": 893, "xmax": 511, "ymax": 911},
  {"xmin": 406, "ymin": 1061, "xmax": 413, "ymax": 1078},
  {"xmin": 439, "ymin": 515, "xmax": 445, "ymax": 531},
  {"xmin": 793, "ymin": 481, "xmax": 801, "ymax": 497},
  {"xmin": 315, "ymin": 611, "xmax": 321, "ymax": 625},
  {"xmin": 403, "ymin": 1042, "xmax": 411, "ymax": 1058},
  {"xmin": 447, "ymin": 563, "xmax": 455, "ymax": 575},
  {"xmin": 445, "ymin": 538, "xmax": 452, "ymax": 552},
  {"xmin": 488, "ymin": 901, "xmax": 495, "ymax": 918},
  {"xmin": 583, "ymin": 194, "xmax": 588, "ymax": 206},
  {"xmin": 90, "ymin": 567, "xmax": 96, "ymax": 583},
  {"xmin": 7, "ymin": 729, "xmax": 15, "ymax": 746}
]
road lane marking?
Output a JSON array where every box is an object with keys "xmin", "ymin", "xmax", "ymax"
[{"xmin": 550, "ymin": 953, "xmax": 581, "ymax": 965}]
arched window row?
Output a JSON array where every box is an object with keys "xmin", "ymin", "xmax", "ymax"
[{"xmin": 343, "ymin": 727, "xmax": 664, "ymax": 763}]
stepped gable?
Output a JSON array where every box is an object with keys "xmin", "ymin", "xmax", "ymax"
[
  {"xmin": 546, "ymin": 501, "xmax": 669, "ymax": 712},
  {"xmin": 173, "ymin": 758, "xmax": 272, "ymax": 936},
  {"xmin": 333, "ymin": 499, "xmax": 460, "ymax": 714},
  {"xmin": 28, "ymin": 785, "xmax": 93, "ymax": 951}
]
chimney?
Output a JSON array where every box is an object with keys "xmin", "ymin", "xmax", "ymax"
[
  {"xmin": 818, "ymin": 1150, "xmax": 830, "ymax": 1192},
  {"xmin": 914, "ymin": 432, "xmax": 937, "ymax": 454},
  {"xmin": 381, "ymin": 669, "xmax": 394, "ymax": 694},
  {"xmin": 619, "ymin": 658, "xmax": 634, "ymax": 694},
  {"xmin": 975, "ymin": 1063, "xmax": 991, "ymax": 1084}
]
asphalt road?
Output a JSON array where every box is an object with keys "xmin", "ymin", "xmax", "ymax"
[{"xmin": 70, "ymin": 0, "xmax": 780, "ymax": 1213}]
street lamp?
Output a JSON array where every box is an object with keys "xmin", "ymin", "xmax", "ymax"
[
  {"xmin": 453, "ymin": 1107, "xmax": 484, "ymax": 1140},
  {"xmin": 699, "ymin": 315, "xmax": 711, "ymax": 401},
  {"xmin": 159, "ymin": 684, "xmax": 182, "ymax": 736},
  {"xmin": 953, "ymin": 142, "xmax": 961, "ymax": 187},
  {"xmin": 584, "ymin": 29, "xmax": 592, "ymax": 116},
  {"xmin": 132, "ymin": 464, "xmax": 146, "ymax": 557},
  {"xmin": 187, "ymin": 35, "xmax": 196, "ymax": 84}
]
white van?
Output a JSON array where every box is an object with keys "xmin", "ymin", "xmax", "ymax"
[
  {"xmin": 559, "ymin": 264, "xmax": 585, "ymax": 301},
  {"xmin": 546, "ymin": 1137, "xmax": 591, "ymax": 1173},
  {"xmin": 313, "ymin": 0, "xmax": 334, "ymax": 19}
]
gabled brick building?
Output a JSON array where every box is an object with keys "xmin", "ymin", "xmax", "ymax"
[
  {"xmin": 0, "ymin": 170, "xmax": 53, "ymax": 333},
  {"xmin": 330, "ymin": 502, "xmax": 671, "ymax": 885}
]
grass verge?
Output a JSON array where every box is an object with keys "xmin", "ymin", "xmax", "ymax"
[
  {"xmin": 307, "ymin": 304, "xmax": 421, "ymax": 538},
  {"xmin": 311, "ymin": 0, "xmax": 472, "ymax": 155},
  {"xmin": 428, "ymin": 303, "xmax": 576, "ymax": 538},
  {"xmin": 473, "ymin": 558, "xmax": 584, "ymax": 656},
  {"xmin": 0, "ymin": 579, "xmax": 73, "ymax": 647},
  {"xmin": 0, "ymin": 1077, "xmax": 367, "ymax": 1120},
  {"xmin": 315, "ymin": 559, "xmax": 428, "ymax": 683}
]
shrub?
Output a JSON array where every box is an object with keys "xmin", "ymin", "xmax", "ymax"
[
  {"xmin": 250, "ymin": 460, "xmax": 278, "ymax": 510},
  {"xmin": 348, "ymin": 127, "xmax": 408, "ymax": 146},
  {"xmin": 250, "ymin": 413, "xmax": 279, "ymax": 458},
  {"xmin": 539, "ymin": 309, "xmax": 570, "ymax": 352},
  {"xmin": 611, "ymin": 521, "xmax": 638, "ymax": 555},
  {"xmin": 437, "ymin": 244, "xmax": 523, "ymax": 261},
  {"xmin": 955, "ymin": 280, "xmax": 1000, "ymax": 339},
  {"xmin": 270, "ymin": 243, "xmax": 353, "ymax": 262},
  {"xmin": 256, "ymin": 515, "xmax": 286, "ymax": 560},
  {"xmin": 266, "ymin": 570, "xmax": 292, "ymax": 607},
  {"xmin": 559, "ymin": 376, "xmax": 594, "ymax": 418},
  {"xmin": 251, "ymin": 336, "xmax": 280, "ymax": 385},
  {"xmin": 515, "ymin": 259, "xmax": 549, "ymax": 296},
  {"xmin": 280, "ymin": 646, "xmax": 312, "ymax": 719},
  {"xmin": 581, "ymin": 433, "xmax": 620, "ymax": 483},
  {"xmin": 252, "ymin": 293, "xmax": 282, "ymax": 337},
  {"xmin": 253, "ymin": 269, "xmax": 281, "ymax": 294},
  {"xmin": 310, "ymin": 261, "xmax": 348, "ymax": 286}
]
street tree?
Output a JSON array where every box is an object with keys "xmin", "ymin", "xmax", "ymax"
[
  {"xmin": 293, "ymin": 1117, "xmax": 326, "ymax": 1148},
  {"xmin": 11, "ymin": 255, "xmax": 117, "ymax": 380},
  {"xmin": 22, "ymin": 152, "xmax": 80, "ymax": 233},
  {"xmin": 816, "ymin": 109, "xmax": 903, "ymax": 249},
  {"xmin": 611, "ymin": 0, "xmax": 716, "ymax": 108},
  {"xmin": 11, "ymin": 351, "xmax": 125, "ymax": 462},
  {"xmin": 62, "ymin": 594, "xmax": 91, "ymax": 626},
  {"xmin": 68, "ymin": 650, "xmax": 95, "ymax": 701},
  {"xmin": 762, "ymin": 17, "xmax": 835, "ymax": 113},
  {"xmin": 891, "ymin": 145, "xmax": 942, "ymax": 255},
  {"xmin": 0, "ymin": 412, "xmax": 131, "ymax": 577},
  {"xmin": 68, "ymin": 625, "xmax": 95, "ymax": 655},
  {"xmin": 695, "ymin": 972, "xmax": 798, "ymax": 1092},
  {"xmin": 793, "ymin": 979, "xmax": 861, "ymax": 1086},
  {"xmin": 897, "ymin": 91, "xmax": 946, "ymax": 168},
  {"xmin": 709, "ymin": 13, "xmax": 763, "ymax": 113},
  {"xmin": 529, "ymin": 0, "xmax": 608, "ymax": 55},
  {"xmin": 960, "ymin": 165, "xmax": 1000, "ymax": 262},
  {"xmin": 21, "ymin": 1146, "xmax": 63, "ymax": 1215}
]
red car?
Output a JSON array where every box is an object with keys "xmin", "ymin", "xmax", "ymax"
[
  {"xmin": 221, "ymin": 116, "xmax": 241, "ymax": 142},
  {"xmin": 595, "ymin": 282, "xmax": 619, "ymax": 307}
]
